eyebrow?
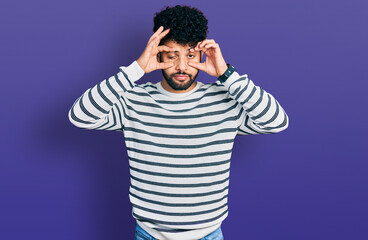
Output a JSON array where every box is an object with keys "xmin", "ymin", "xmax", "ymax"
[{"xmin": 167, "ymin": 48, "xmax": 192, "ymax": 54}]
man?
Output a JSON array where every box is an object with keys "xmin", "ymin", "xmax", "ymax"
[{"xmin": 69, "ymin": 5, "xmax": 289, "ymax": 240}]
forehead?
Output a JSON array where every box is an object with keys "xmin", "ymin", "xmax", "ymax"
[{"xmin": 163, "ymin": 40, "xmax": 194, "ymax": 53}]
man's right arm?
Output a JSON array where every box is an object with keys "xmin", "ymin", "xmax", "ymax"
[
  {"xmin": 68, "ymin": 60, "xmax": 144, "ymax": 131},
  {"xmin": 68, "ymin": 26, "xmax": 177, "ymax": 131}
]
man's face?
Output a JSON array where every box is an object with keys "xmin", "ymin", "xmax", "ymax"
[{"xmin": 159, "ymin": 40, "xmax": 201, "ymax": 93}]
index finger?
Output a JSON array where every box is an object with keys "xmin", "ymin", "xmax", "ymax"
[
  {"xmin": 148, "ymin": 26, "xmax": 164, "ymax": 44},
  {"xmin": 156, "ymin": 28, "xmax": 171, "ymax": 41},
  {"xmin": 149, "ymin": 26, "xmax": 164, "ymax": 42},
  {"xmin": 150, "ymin": 28, "xmax": 170, "ymax": 46}
]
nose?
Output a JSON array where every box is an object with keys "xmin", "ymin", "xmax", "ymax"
[{"xmin": 175, "ymin": 57, "xmax": 188, "ymax": 72}]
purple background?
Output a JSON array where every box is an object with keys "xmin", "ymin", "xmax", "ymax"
[{"xmin": 1, "ymin": 0, "xmax": 367, "ymax": 239}]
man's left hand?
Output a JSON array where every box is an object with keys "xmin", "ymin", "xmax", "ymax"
[{"xmin": 188, "ymin": 39, "xmax": 228, "ymax": 78}]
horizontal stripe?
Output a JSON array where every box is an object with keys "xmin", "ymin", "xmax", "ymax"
[
  {"xmin": 123, "ymin": 94, "xmax": 232, "ymax": 113},
  {"xmin": 106, "ymin": 77, "xmax": 120, "ymax": 99},
  {"xmin": 129, "ymin": 156, "xmax": 231, "ymax": 168},
  {"xmin": 262, "ymin": 110, "xmax": 288, "ymax": 130},
  {"xmin": 130, "ymin": 174, "xmax": 229, "ymax": 188},
  {"xmin": 114, "ymin": 74, "xmax": 127, "ymax": 92},
  {"xmin": 125, "ymin": 137, "xmax": 234, "ymax": 149},
  {"xmin": 119, "ymin": 68, "xmax": 133, "ymax": 88},
  {"xmin": 257, "ymin": 98, "xmax": 280, "ymax": 126},
  {"xmin": 252, "ymin": 94, "xmax": 271, "ymax": 120},
  {"xmin": 241, "ymin": 85, "xmax": 257, "ymax": 104},
  {"xmin": 97, "ymin": 81, "xmax": 112, "ymax": 106},
  {"xmin": 130, "ymin": 184, "xmax": 229, "ymax": 198},
  {"xmin": 243, "ymin": 114, "xmax": 264, "ymax": 134},
  {"xmin": 127, "ymin": 89, "xmax": 228, "ymax": 105},
  {"xmin": 124, "ymin": 101, "xmax": 238, "ymax": 120},
  {"xmin": 101, "ymin": 106, "xmax": 117, "ymax": 130},
  {"xmin": 122, "ymin": 111, "xmax": 241, "ymax": 129},
  {"xmin": 130, "ymin": 165, "xmax": 229, "ymax": 178},
  {"xmin": 247, "ymin": 88, "xmax": 264, "ymax": 113},
  {"xmin": 233, "ymin": 77, "xmax": 250, "ymax": 101},
  {"xmin": 126, "ymin": 147, "xmax": 232, "ymax": 159},
  {"xmin": 152, "ymin": 228, "xmax": 192, "ymax": 233},
  {"xmin": 132, "ymin": 208, "xmax": 228, "ymax": 225},
  {"xmin": 228, "ymin": 77, "xmax": 247, "ymax": 92},
  {"xmin": 129, "ymin": 190, "xmax": 228, "ymax": 207},
  {"xmin": 131, "ymin": 202, "xmax": 227, "ymax": 216},
  {"xmin": 70, "ymin": 106, "xmax": 92, "ymax": 125},
  {"xmin": 79, "ymin": 95, "xmax": 99, "ymax": 120},
  {"xmin": 87, "ymin": 89, "xmax": 108, "ymax": 114},
  {"xmin": 123, "ymin": 127, "xmax": 237, "ymax": 139}
]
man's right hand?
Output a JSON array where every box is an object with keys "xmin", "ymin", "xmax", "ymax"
[{"xmin": 136, "ymin": 26, "xmax": 178, "ymax": 74}]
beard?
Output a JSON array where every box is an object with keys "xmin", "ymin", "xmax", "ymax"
[{"xmin": 161, "ymin": 69, "xmax": 199, "ymax": 91}]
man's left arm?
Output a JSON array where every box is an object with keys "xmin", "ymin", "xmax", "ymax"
[
  {"xmin": 218, "ymin": 68, "xmax": 289, "ymax": 135},
  {"xmin": 188, "ymin": 39, "xmax": 289, "ymax": 135}
]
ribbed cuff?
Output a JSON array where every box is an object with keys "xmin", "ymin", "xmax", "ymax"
[{"xmin": 119, "ymin": 60, "xmax": 145, "ymax": 83}]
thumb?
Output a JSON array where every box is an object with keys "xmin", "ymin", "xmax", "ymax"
[{"xmin": 188, "ymin": 61, "xmax": 206, "ymax": 72}]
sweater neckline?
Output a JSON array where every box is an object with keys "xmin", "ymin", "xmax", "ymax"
[{"xmin": 156, "ymin": 81, "xmax": 203, "ymax": 99}]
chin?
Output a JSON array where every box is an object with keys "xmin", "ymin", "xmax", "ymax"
[
  {"xmin": 162, "ymin": 71, "xmax": 197, "ymax": 91},
  {"xmin": 170, "ymin": 79, "xmax": 195, "ymax": 91}
]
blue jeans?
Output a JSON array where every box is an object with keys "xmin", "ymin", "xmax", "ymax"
[{"xmin": 134, "ymin": 222, "xmax": 224, "ymax": 240}]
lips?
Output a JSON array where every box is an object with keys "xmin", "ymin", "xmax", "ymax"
[{"xmin": 174, "ymin": 74, "xmax": 188, "ymax": 80}]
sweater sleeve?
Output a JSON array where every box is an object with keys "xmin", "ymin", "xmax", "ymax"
[
  {"xmin": 68, "ymin": 60, "xmax": 145, "ymax": 131},
  {"xmin": 219, "ymin": 70, "xmax": 289, "ymax": 135}
]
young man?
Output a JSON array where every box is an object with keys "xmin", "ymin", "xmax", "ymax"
[{"xmin": 69, "ymin": 5, "xmax": 289, "ymax": 240}]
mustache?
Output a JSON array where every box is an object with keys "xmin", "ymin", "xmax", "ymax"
[{"xmin": 172, "ymin": 72, "xmax": 191, "ymax": 76}]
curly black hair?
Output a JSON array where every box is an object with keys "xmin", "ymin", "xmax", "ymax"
[{"xmin": 153, "ymin": 5, "xmax": 208, "ymax": 48}]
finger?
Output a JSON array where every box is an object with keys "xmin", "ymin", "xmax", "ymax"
[
  {"xmin": 195, "ymin": 41, "xmax": 202, "ymax": 49},
  {"xmin": 148, "ymin": 36, "xmax": 158, "ymax": 47},
  {"xmin": 150, "ymin": 26, "xmax": 164, "ymax": 41},
  {"xmin": 190, "ymin": 43, "xmax": 203, "ymax": 52},
  {"xmin": 148, "ymin": 26, "xmax": 166, "ymax": 45},
  {"xmin": 156, "ymin": 28, "xmax": 171, "ymax": 41},
  {"xmin": 157, "ymin": 62, "xmax": 175, "ymax": 69},
  {"xmin": 188, "ymin": 42, "xmax": 201, "ymax": 52},
  {"xmin": 157, "ymin": 45, "xmax": 179, "ymax": 53},
  {"xmin": 200, "ymin": 39, "xmax": 216, "ymax": 47},
  {"xmin": 190, "ymin": 41, "xmax": 218, "ymax": 52},
  {"xmin": 188, "ymin": 61, "xmax": 206, "ymax": 71},
  {"xmin": 196, "ymin": 39, "xmax": 216, "ymax": 49},
  {"xmin": 192, "ymin": 44, "xmax": 212, "ymax": 53},
  {"xmin": 203, "ymin": 43, "xmax": 219, "ymax": 51},
  {"xmin": 149, "ymin": 31, "xmax": 170, "ymax": 48},
  {"xmin": 150, "ymin": 28, "xmax": 170, "ymax": 47},
  {"xmin": 195, "ymin": 43, "xmax": 219, "ymax": 56}
]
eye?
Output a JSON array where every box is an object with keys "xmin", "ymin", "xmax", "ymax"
[
  {"xmin": 188, "ymin": 54, "xmax": 195, "ymax": 58},
  {"xmin": 168, "ymin": 56, "xmax": 177, "ymax": 59}
]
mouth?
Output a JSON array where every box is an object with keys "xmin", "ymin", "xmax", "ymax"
[{"xmin": 174, "ymin": 74, "xmax": 188, "ymax": 81}]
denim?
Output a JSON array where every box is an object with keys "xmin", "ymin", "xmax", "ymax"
[{"xmin": 134, "ymin": 221, "xmax": 224, "ymax": 240}]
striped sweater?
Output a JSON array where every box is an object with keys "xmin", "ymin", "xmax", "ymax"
[{"xmin": 68, "ymin": 60, "xmax": 289, "ymax": 239}]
